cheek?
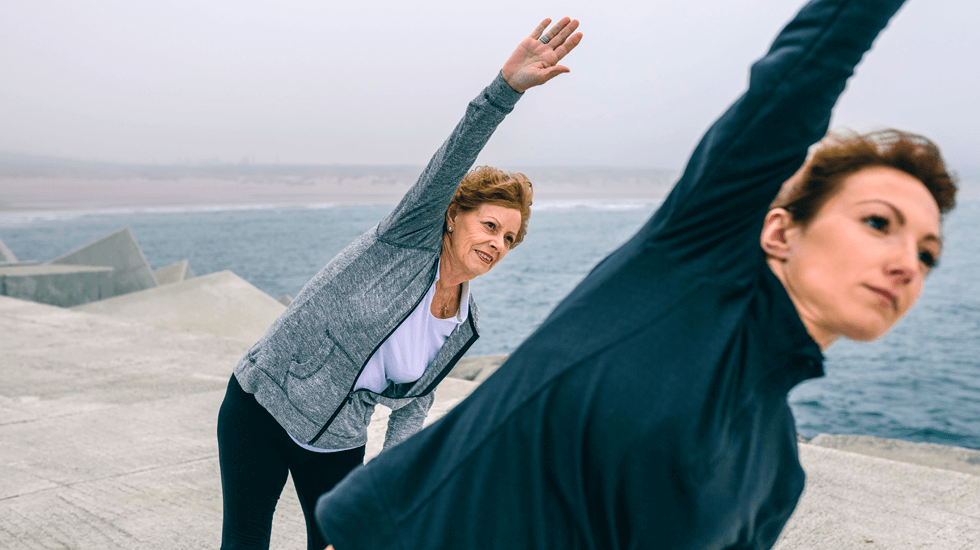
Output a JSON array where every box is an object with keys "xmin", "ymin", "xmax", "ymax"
[
  {"xmin": 900, "ymin": 279, "xmax": 925, "ymax": 315},
  {"xmin": 791, "ymin": 232, "xmax": 846, "ymax": 286},
  {"xmin": 789, "ymin": 255, "xmax": 840, "ymax": 311},
  {"xmin": 785, "ymin": 225, "xmax": 863, "ymax": 313},
  {"xmin": 455, "ymin": 224, "xmax": 478, "ymax": 246},
  {"xmin": 799, "ymin": 217, "xmax": 871, "ymax": 270}
]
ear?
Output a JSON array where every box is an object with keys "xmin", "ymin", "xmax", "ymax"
[
  {"xmin": 445, "ymin": 204, "xmax": 458, "ymax": 228},
  {"xmin": 760, "ymin": 208, "xmax": 799, "ymax": 261}
]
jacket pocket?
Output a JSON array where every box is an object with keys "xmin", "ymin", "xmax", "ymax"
[
  {"xmin": 287, "ymin": 336, "xmax": 337, "ymax": 380},
  {"xmin": 326, "ymin": 395, "xmax": 375, "ymax": 439}
]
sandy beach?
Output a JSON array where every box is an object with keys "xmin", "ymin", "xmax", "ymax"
[
  {"xmin": 3, "ymin": 157, "xmax": 976, "ymax": 216},
  {"xmin": 0, "ymin": 164, "xmax": 679, "ymax": 214}
]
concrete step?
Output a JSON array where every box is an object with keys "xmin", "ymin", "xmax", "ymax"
[
  {"xmin": 776, "ymin": 443, "xmax": 980, "ymax": 549},
  {"xmin": 807, "ymin": 433, "xmax": 980, "ymax": 478},
  {"xmin": 73, "ymin": 270, "xmax": 285, "ymax": 342}
]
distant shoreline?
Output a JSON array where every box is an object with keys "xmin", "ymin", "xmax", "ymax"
[
  {"xmin": 0, "ymin": 165, "xmax": 680, "ymax": 214},
  {"xmin": 2, "ymin": 158, "xmax": 976, "ymax": 216}
]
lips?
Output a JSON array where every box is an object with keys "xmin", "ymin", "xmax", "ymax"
[
  {"xmin": 475, "ymin": 250, "xmax": 493, "ymax": 264},
  {"xmin": 865, "ymin": 284, "xmax": 898, "ymax": 310}
]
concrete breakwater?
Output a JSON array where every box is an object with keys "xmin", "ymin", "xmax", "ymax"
[{"xmin": 1, "ymin": 229, "xmax": 978, "ymax": 548}]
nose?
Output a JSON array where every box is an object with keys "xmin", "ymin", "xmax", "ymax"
[
  {"xmin": 489, "ymin": 234, "xmax": 505, "ymax": 251},
  {"xmin": 886, "ymin": 263, "xmax": 914, "ymax": 285},
  {"xmin": 886, "ymin": 242, "xmax": 918, "ymax": 286}
]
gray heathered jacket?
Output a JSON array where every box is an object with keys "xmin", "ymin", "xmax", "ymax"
[{"xmin": 234, "ymin": 73, "xmax": 522, "ymax": 451}]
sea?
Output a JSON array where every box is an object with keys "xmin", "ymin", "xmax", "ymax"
[{"xmin": 1, "ymin": 196, "xmax": 978, "ymax": 449}]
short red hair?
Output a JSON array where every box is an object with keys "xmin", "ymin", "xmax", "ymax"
[
  {"xmin": 771, "ymin": 129, "xmax": 957, "ymax": 226},
  {"xmin": 447, "ymin": 165, "xmax": 534, "ymax": 247}
]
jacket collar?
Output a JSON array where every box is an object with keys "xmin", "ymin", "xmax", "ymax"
[{"xmin": 760, "ymin": 263, "xmax": 825, "ymax": 393}]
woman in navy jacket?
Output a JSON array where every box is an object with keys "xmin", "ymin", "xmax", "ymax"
[{"xmin": 316, "ymin": 0, "xmax": 958, "ymax": 548}]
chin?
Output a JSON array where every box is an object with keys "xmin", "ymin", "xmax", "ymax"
[
  {"xmin": 466, "ymin": 265, "xmax": 490, "ymax": 279},
  {"xmin": 475, "ymin": 261, "xmax": 494, "ymax": 275},
  {"xmin": 841, "ymin": 318, "xmax": 894, "ymax": 342}
]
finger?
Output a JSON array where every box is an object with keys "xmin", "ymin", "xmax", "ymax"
[
  {"xmin": 552, "ymin": 31, "xmax": 583, "ymax": 62},
  {"xmin": 529, "ymin": 18, "xmax": 552, "ymax": 41},
  {"xmin": 540, "ymin": 16, "xmax": 571, "ymax": 45},
  {"xmin": 537, "ymin": 65, "xmax": 571, "ymax": 85},
  {"xmin": 548, "ymin": 18, "xmax": 580, "ymax": 49}
]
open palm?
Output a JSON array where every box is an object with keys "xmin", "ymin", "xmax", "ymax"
[{"xmin": 501, "ymin": 17, "xmax": 583, "ymax": 93}]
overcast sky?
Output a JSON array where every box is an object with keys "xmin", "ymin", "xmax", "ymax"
[{"xmin": 1, "ymin": 0, "xmax": 977, "ymax": 172}]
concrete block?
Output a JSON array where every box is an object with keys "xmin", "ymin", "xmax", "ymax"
[
  {"xmin": 0, "ymin": 295, "xmax": 264, "ymax": 549},
  {"xmin": 775, "ymin": 443, "xmax": 980, "ymax": 549},
  {"xmin": 154, "ymin": 259, "xmax": 195, "ymax": 285},
  {"xmin": 448, "ymin": 354, "xmax": 508, "ymax": 382},
  {"xmin": 278, "ymin": 294, "xmax": 292, "ymax": 306},
  {"xmin": 0, "ymin": 264, "xmax": 114, "ymax": 307},
  {"xmin": 73, "ymin": 270, "xmax": 286, "ymax": 342},
  {"xmin": 0, "ymin": 260, "xmax": 39, "ymax": 267},
  {"xmin": 809, "ymin": 433, "xmax": 980, "ymax": 477},
  {"xmin": 0, "ymin": 237, "xmax": 16, "ymax": 262},
  {"xmin": 49, "ymin": 227, "xmax": 157, "ymax": 297}
]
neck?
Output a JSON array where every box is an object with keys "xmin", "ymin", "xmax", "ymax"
[
  {"xmin": 765, "ymin": 256, "xmax": 837, "ymax": 351},
  {"xmin": 437, "ymin": 237, "xmax": 469, "ymax": 289}
]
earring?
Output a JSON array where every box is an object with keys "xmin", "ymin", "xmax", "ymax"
[{"xmin": 448, "ymin": 226, "xmax": 453, "ymax": 233}]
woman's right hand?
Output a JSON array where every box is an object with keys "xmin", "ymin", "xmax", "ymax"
[{"xmin": 501, "ymin": 17, "xmax": 583, "ymax": 94}]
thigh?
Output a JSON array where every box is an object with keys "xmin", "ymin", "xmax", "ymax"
[
  {"xmin": 289, "ymin": 446, "xmax": 366, "ymax": 550},
  {"xmin": 217, "ymin": 375, "xmax": 291, "ymax": 550}
]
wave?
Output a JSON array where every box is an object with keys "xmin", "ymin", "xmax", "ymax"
[
  {"xmin": 533, "ymin": 199, "xmax": 662, "ymax": 212},
  {"xmin": 0, "ymin": 202, "xmax": 341, "ymax": 225},
  {"xmin": 0, "ymin": 199, "xmax": 663, "ymax": 226}
]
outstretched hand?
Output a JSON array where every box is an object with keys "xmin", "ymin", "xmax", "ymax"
[{"xmin": 501, "ymin": 17, "xmax": 583, "ymax": 93}]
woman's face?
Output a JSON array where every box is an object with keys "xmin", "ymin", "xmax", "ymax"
[
  {"xmin": 442, "ymin": 203, "xmax": 522, "ymax": 282},
  {"xmin": 765, "ymin": 166, "xmax": 942, "ymax": 348}
]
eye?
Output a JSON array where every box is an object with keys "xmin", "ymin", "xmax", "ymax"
[
  {"xmin": 485, "ymin": 221, "xmax": 496, "ymax": 230},
  {"xmin": 505, "ymin": 235, "xmax": 515, "ymax": 245},
  {"xmin": 918, "ymin": 250, "xmax": 938, "ymax": 269},
  {"xmin": 863, "ymin": 215, "xmax": 889, "ymax": 232}
]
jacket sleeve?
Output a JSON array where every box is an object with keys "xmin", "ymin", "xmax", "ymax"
[
  {"xmin": 376, "ymin": 73, "xmax": 522, "ymax": 249},
  {"xmin": 382, "ymin": 392, "xmax": 435, "ymax": 450},
  {"xmin": 639, "ymin": 0, "xmax": 908, "ymax": 281}
]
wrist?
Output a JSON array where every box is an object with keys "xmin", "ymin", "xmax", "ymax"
[{"xmin": 498, "ymin": 70, "xmax": 526, "ymax": 95}]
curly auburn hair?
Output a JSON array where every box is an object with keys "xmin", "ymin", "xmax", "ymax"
[
  {"xmin": 771, "ymin": 129, "xmax": 958, "ymax": 226},
  {"xmin": 447, "ymin": 165, "xmax": 534, "ymax": 247}
]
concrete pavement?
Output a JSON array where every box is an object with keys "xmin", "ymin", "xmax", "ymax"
[{"xmin": 2, "ymin": 293, "xmax": 978, "ymax": 549}]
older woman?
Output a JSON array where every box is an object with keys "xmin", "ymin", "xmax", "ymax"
[
  {"xmin": 314, "ymin": 1, "xmax": 959, "ymax": 549},
  {"xmin": 216, "ymin": 17, "xmax": 582, "ymax": 550}
]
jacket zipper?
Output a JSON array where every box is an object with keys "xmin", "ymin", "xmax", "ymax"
[
  {"xmin": 307, "ymin": 259, "xmax": 439, "ymax": 445},
  {"xmin": 418, "ymin": 313, "xmax": 479, "ymax": 395}
]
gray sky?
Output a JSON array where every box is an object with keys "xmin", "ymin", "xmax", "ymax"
[{"xmin": 1, "ymin": 0, "xmax": 977, "ymax": 171}]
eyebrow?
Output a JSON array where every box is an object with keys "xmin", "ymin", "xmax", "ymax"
[{"xmin": 858, "ymin": 199, "xmax": 943, "ymax": 250}]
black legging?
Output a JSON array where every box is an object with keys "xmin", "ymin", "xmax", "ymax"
[{"xmin": 218, "ymin": 374, "xmax": 365, "ymax": 550}]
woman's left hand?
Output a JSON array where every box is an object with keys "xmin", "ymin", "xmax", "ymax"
[{"xmin": 501, "ymin": 17, "xmax": 583, "ymax": 94}]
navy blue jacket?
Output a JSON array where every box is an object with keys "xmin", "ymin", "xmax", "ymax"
[{"xmin": 316, "ymin": 0, "xmax": 907, "ymax": 548}]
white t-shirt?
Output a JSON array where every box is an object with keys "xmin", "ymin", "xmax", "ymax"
[
  {"xmin": 290, "ymin": 268, "xmax": 469, "ymax": 452},
  {"xmin": 353, "ymin": 272, "xmax": 469, "ymax": 392}
]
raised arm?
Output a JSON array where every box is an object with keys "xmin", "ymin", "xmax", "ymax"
[
  {"xmin": 639, "ymin": 0, "xmax": 908, "ymax": 278},
  {"xmin": 377, "ymin": 18, "xmax": 583, "ymax": 246}
]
